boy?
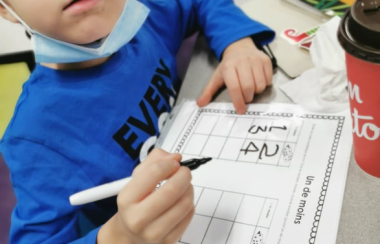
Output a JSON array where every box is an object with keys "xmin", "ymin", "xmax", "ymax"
[{"xmin": 0, "ymin": 0, "xmax": 275, "ymax": 243}]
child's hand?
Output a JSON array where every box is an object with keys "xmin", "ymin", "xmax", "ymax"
[
  {"xmin": 197, "ymin": 37, "xmax": 273, "ymax": 114},
  {"xmin": 98, "ymin": 149, "xmax": 194, "ymax": 244}
]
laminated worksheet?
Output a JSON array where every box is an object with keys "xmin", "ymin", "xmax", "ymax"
[{"xmin": 160, "ymin": 101, "xmax": 352, "ymax": 244}]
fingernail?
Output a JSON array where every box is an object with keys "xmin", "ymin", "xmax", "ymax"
[
  {"xmin": 238, "ymin": 108, "xmax": 246, "ymax": 114},
  {"xmin": 173, "ymin": 161, "xmax": 180, "ymax": 168}
]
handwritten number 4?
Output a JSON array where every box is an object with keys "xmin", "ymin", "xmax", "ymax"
[{"xmin": 241, "ymin": 142, "xmax": 259, "ymax": 154}]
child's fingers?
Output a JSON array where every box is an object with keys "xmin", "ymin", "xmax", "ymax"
[
  {"xmin": 196, "ymin": 70, "xmax": 224, "ymax": 107},
  {"xmin": 236, "ymin": 63, "xmax": 255, "ymax": 103},
  {"xmin": 263, "ymin": 54, "xmax": 273, "ymax": 86},
  {"xmin": 162, "ymin": 207, "xmax": 195, "ymax": 244},
  {"xmin": 139, "ymin": 185, "xmax": 194, "ymax": 242},
  {"xmin": 132, "ymin": 148, "xmax": 169, "ymax": 177},
  {"xmin": 132, "ymin": 149, "xmax": 182, "ymax": 177},
  {"xmin": 222, "ymin": 67, "xmax": 246, "ymax": 114},
  {"xmin": 252, "ymin": 63, "xmax": 266, "ymax": 95},
  {"xmin": 135, "ymin": 166, "xmax": 192, "ymax": 225},
  {"xmin": 118, "ymin": 158, "xmax": 180, "ymax": 206}
]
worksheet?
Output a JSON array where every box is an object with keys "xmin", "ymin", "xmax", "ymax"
[{"xmin": 160, "ymin": 101, "xmax": 352, "ymax": 244}]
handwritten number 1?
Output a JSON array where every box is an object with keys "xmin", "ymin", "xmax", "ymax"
[{"xmin": 269, "ymin": 125, "xmax": 287, "ymax": 132}]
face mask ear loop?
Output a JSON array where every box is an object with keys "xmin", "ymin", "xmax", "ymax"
[{"xmin": 0, "ymin": 0, "xmax": 34, "ymax": 35}]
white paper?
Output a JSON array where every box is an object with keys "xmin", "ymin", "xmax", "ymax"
[{"xmin": 161, "ymin": 101, "xmax": 352, "ymax": 244}]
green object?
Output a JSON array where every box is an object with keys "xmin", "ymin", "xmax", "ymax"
[
  {"xmin": 300, "ymin": 0, "xmax": 351, "ymax": 16},
  {"xmin": 0, "ymin": 62, "xmax": 30, "ymax": 138}
]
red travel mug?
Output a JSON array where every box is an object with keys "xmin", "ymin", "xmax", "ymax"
[{"xmin": 338, "ymin": 0, "xmax": 380, "ymax": 177}]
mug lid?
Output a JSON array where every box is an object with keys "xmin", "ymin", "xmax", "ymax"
[
  {"xmin": 352, "ymin": 0, "xmax": 380, "ymax": 33},
  {"xmin": 338, "ymin": 0, "xmax": 380, "ymax": 63}
]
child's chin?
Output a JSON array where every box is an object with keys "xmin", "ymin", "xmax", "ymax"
[
  {"xmin": 87, "ymin": 35, "xmax": 109, "ymax": 45},
  {"xmin": 69, "ymin": 32, "xmax": 110, "ymax": 45}
]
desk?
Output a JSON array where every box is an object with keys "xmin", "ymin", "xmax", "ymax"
[{"xmin": 177, "ymin": 36, "xmax": 380, "ymax": 244}]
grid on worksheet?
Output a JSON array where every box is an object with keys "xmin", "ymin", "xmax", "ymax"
[
  {"xmin": 180, "ymin": 114, "xmax": 303, "ymax": 167},
  {"xmin": 178, "ymin": 186, "xmax": 278, "ymax": 244}
]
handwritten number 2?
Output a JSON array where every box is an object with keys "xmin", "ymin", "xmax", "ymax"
[{"xmin": 259, "ymin": 143, "xmax": 279, "ymax": 159}]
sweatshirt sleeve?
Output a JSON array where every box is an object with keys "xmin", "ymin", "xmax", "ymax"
[
  {"xmin": 1, "ymin": 136, "xmax": 100, "ymax": 244},
  {"xmin": 178, "ymin": 0, "xmax": 275, "ymax": 60}
]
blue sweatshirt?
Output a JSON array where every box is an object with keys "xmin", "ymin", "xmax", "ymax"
[{"xmin": 0, "ymin": 0, "xmax": 274, "ymax": 243}]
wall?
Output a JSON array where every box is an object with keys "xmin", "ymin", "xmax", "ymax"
[{"xmin": 0, "ymin": 17, "xmax": 31, "ymax": 55}]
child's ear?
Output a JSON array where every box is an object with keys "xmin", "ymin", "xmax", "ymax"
[{"xmin": 0, "ymin": 3, "xmax": 19, "ymax": 23}]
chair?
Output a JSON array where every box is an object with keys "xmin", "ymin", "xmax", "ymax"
[{"xmin": 0, "ymin": 50, "xmax": 34, "ymax": 244}]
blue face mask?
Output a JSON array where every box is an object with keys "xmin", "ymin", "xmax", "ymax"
[{"xmin": 0, "ymin": 0, "xmax": 150, "ymax": 63}]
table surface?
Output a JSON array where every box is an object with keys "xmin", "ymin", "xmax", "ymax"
[{"xmin": 176, "ymin": 35, "xmax": 380, "ymax": 244}]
